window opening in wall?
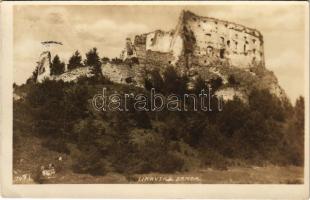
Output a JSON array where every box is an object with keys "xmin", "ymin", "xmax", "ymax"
[
  {"xmin": 220, "ymin": 49, "xmax": 225, "ymax": 59},
  {"xmin": 235, "ymin": 41, "xmax": 238, "ymax": 50},
  {"xmin": 125, "ymin": 77, "xmax": 133, "ymax": 83},
  {"xmin": 244, "ymin": 44, "xmax": 247, "ymax": 53},
  {"xmin": 253, "ymin": 49, "xmax": 256, "ymax": 54},
  {"xmin": 252, "ymin": 39, "xmax": 256, "ymax": 44},
  {"xmin": 220, "ymin": 37, "xmax": 225, "ymax": 44},
  {"xmin": 207, "ymin": 46, "xmax": 213, "ymax": 54},
  {"xmin": 227, "ymin": 40, "xmax": 230, "ymax": 47}
]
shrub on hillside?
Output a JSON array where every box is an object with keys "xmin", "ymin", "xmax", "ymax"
[
  {"xmin": 13, "ymin": 72, "xmax": 304, "ymax": 177},
  {"xmin": 67, "ymin": 50, "xmax": 83, "ymax": 70},
  {"xmin": 50, "ymin": 55, "xmax": 65, "ymax": 75}
]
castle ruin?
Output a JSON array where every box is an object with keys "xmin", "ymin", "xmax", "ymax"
[
  {"xmin": 36, "ymin": 10, "xmax": 265, "ymax": 84},
  {"xmin": 123, "ymin": 10, "xmax": 264, "ymax": 73}
]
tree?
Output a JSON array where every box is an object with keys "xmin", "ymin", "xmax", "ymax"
[
  {"xmin": 295, "ymin": 96, "xmax": 304, "ymax": 130},
  {"xmin": 144, "ymin": 69, "xmax": 164, "ymax": 92},
  {"xmin": 110, "ymin": 57, "xmax": 123, "ymax": 64},
  {"xmin": 228, "ymin": 75, "xmax": 239, "ymax": 85},
  {"xmin": 163, "ymin": 66, "xmax": 188, "ymax": 96},
  {"xmin": 84, "ymin": 48, "xmax": 102, "ymax": 79},
  {"xmin": 67, "ymin": 50, "xmax": 83, "ymax": 70},
  {"xmin": 193, "ymin": 76, "xmax": 206, "ymax": 95},
  {"xmin": 50, "ymin": 55, "xmax": 65, "ymax": 75},
  {"xmin": 209, "ymin": 77, "xmax": 223, "ymax": 92},
  {"xmin": 249, "ymin": 89, "xmax": 286, "ymax": 122},
  {"xmin": 101, "ymin": 57, "xmax": 110, "ymax": 64}
]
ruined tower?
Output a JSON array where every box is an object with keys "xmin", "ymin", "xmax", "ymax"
[
  {"xmin": 127, "ymin": 10, "xmax": 264, "ymax": 70},
  {"xmin": 36, "ymin": 51, "xmax": 52, "ymax": 83}
]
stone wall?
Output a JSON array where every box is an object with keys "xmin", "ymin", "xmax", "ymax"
[
  {"xmin": 182, "ymin": 11, "xmax": 264, "ymax": 68},
  {"xmin": 54, "ymin": 67, "xmax": 93, "ymax": 82},
  {"xmin": 145, "ymin": 30, "xmax": 174, "ymax": 52},
  {"xmin": 134, "ymin": 32, "xmax": 176, "ymax": 72},
  {"xmin": 133, "ymin": 34, "xmax": 147, "ymax": 64},
  {"xmin": 129, "ymin": 10, "xmax": 264, "ymax": 70},
  {"xmin": 101, "ymin": 63, "xmax": 135, "ymax": 84}
]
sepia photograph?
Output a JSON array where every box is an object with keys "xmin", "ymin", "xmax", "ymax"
[{"xmin": 1, "ymin": 0, "xmax": 309, "ymax": 198}]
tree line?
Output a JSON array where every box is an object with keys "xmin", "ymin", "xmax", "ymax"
[
  {"xmin": 50, "ymin": 47, "xmax": 139, "ymax": 77},
  {"xmin": 50, "ymin": 48, "xmax": 111, "ymax": 76}
]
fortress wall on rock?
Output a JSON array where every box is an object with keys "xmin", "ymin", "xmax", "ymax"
[
  {"xmin": 130, "ymin": 11, "xmax": 265, "ymax": 70},
  {"xmin": 181, "ymin": 11, "xmax": 264, "ymax": 68}
]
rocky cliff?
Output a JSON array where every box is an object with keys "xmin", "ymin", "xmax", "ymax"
[{"xmin": 36, "ymin": 51, "xmax": 52, "ymax": 83}]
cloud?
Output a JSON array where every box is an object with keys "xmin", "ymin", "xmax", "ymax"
[
  {"xmin": 47, "ymin": 12, "xmax": 65, "ymax": 24},
  {"xmin": 74, "ymin": 19, "xmax": 148, "ymax": 43}
]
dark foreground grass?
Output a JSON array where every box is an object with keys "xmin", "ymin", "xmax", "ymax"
[{"xmin": 13, "ymin": 134, "xmax": 303, "ymax": 184}]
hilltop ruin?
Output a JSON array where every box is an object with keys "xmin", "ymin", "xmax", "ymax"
[{"xmin": 33, "ymin": 10, "xmax": 285, "ymax": 101}]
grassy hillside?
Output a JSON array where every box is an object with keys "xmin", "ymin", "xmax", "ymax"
[{"xmin": 13, "ymin": 69, "xmax": 304, "ymax": 183}]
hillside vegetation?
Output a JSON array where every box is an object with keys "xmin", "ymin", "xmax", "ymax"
[{"xmin": 13, "ymin": 64, "xmax": 304, "ymax": 182}]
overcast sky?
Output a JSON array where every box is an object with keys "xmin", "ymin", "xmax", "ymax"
[{"xmin": 14, "ymin": 3, "xmax": 307, "ymax": 102}]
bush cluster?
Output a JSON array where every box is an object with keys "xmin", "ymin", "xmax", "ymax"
[{"xmin": 14, "ymin": 67, "xmax": 304, "ymax": 176}]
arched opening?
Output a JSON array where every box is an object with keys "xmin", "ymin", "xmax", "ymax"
[
  {"xmin": 220, "ymin": 49, "xmax": 225, "ymax": 59},
  {"xmin": 227, "ymin": 40, "xmax": 230, "ymax": 47},
  {"xmin": 207, "ymin": 46, "xmax": 213, "ymax": 55}
]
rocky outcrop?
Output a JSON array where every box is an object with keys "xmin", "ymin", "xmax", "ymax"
[
  {"xmin": 54, "ymin": 67, "xmax": 93, "ymax": 82},
  {"xmin": 33, "ymin": 50, "xmax": 93, "ymax": 83},
  {"xmin": 36, "ymin": 51, "xmax": 52, "ymax": 83}
]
